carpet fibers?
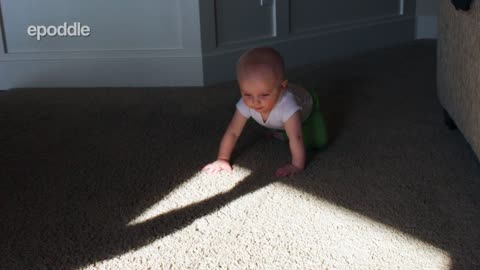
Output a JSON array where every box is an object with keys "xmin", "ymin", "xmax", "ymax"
[{"xmin": 1, "ymin": 41, "xmax": 479, "ymax": 270}]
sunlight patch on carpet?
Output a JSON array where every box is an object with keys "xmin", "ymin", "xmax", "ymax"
[
  {"xmin": 89, "ymin": 178, "xmax": 451, "ymax": 270},
  {"xmin": 127, "ymin": 166, "xmax": 253, "ymax": 226}
]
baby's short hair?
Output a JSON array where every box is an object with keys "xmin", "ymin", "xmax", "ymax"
[{"xmin": 237, "ymin": 47, "xmax": 285, "ymax": 82}]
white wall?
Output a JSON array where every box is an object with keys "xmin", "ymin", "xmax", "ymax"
[
  {"xmin": 0, "ymin": 0, "xmax": 204, "ymax": 90},
  {"xmin": 0, "ymin": 0, "xmax": 418, "ymax": 90},
  {"xmin": 416, "ymin": 0, "xmax": 439, "ymax": 39}
]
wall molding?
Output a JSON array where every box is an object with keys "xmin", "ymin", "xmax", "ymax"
[
  {"xmin": 0, "ymin": 1, "xmax": 188, "ymax": 54},
  {"xmin": 289, "ymin": 0, "xmax": 404, "ymax": 34},
  {"xmin": 203, "ymin": 15, "xmax": 415, "ymax": 85},
  {"xmin": 214, "ymin": 0, "xmax": 276, "ymax": 47},
  {"xmin": 0, "ymin": 1, "xmax": 7, "ymax": 54},
  {"xmin": 290, "ymin": 14, "xmax": 403, "ymax": 35},
  {"xmin": 204, "ymin": 15, "xmax": 413, "ymax": 56}
]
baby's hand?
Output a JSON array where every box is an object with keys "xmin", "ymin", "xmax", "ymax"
[
  {"xmin": 275, "ymin": 163, "xmax": 302, "ymax": 178},
  {"xmin": 202, "ymin": 159, "xmax": 233, "ymax": 174}
]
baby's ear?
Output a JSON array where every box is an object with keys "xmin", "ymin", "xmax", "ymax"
[{"xmin": 281, "ymin": 79, "xmax": 289, "ymax": 89}]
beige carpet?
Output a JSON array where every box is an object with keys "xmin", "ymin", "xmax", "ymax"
[{"xmin": 1, "ymin": 40, "xmax": 479, "ymax": 270}]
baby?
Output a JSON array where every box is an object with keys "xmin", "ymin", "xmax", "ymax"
[{"xmin": 203, "ymin": 47, "xmax": 327, "ymax": 177}]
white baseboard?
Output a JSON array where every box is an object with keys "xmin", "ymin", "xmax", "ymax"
[{"xmin": 0, "ymin": 56, "xmax": 204, "ymax": 90}]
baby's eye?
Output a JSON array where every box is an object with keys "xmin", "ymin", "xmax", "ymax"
[{"xmin": 261, "ymin": 94, "xmax": 270, "ymax": 97}]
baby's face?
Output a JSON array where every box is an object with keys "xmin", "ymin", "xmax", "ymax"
[{"xmin": 239, "ymin": 76, "xmax": 287, "ymax": 114}]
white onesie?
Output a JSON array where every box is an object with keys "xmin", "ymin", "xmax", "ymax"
[{"xmin": 236, "ymin": 84, "xmax": 313, "ymax": 130}]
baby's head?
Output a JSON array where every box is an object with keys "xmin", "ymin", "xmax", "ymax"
[{"xmin": 236, "ymin": 47, "xmax": 288, "ymax": 114}]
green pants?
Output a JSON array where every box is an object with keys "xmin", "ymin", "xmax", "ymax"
[{"xmin": 281, "ymin": 89, "xmax": 328, "ymax": 149}]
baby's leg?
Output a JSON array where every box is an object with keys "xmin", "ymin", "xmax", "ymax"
[
  {"xmin": 280, "ymin": 112, "xmax": 328, "ymax": 149},
  {"xmin": 303, "ymin": 89, "xmax": 328, "ymax": 150},
  {"xmin": 302, "ymin": 110, "xmax": 328, "ymax": 150}
]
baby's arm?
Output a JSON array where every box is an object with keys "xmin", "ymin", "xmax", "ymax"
[
  {"xmin": 276, "ymin": 111, "xmax": 305, "ymax": 177},
  {"xmin": 203, "ymin": 109, "xmax": 248, "ymax": 174}
]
